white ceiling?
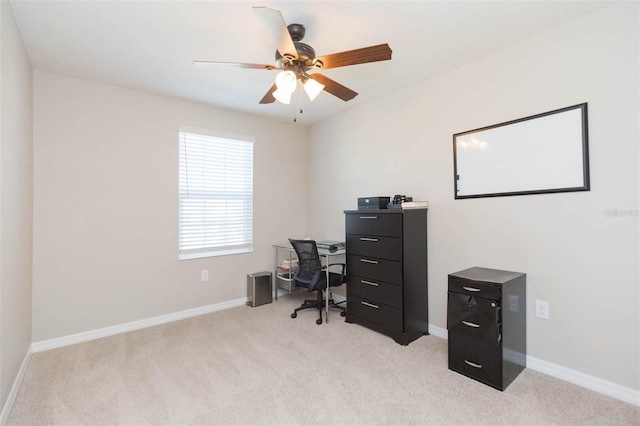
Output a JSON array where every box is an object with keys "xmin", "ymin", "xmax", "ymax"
[{"xmin": 10, "ymin": 0, "xmax": 612, "ymax": 125}]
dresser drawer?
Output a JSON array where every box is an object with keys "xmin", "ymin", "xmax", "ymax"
[
  {"xmin": 345, "ymin": 213, "xmax": 402, "ymax": 237},
  {"xmin": 346, "ymin": 234, "xmax": 402, "ymax": 261},
  {"xmin": 348, "ymin": 255, "xmax": 402, "ymax": 285},
  {"xmin": 448, "ymin": 276, "xmax": 501, "ymax": 300},
  {"xmin": 347, "ymin": 294, "xmax": 402, "ymax": 333},
  {"xmin": 347, "ymin": 274, "xmax": 402, "ymax": 309}
]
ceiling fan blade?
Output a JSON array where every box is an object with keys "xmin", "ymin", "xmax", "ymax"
[
  {"xmin": 253, "ymin": 6, "xmax": 298, "ymax": 59},
  {"xmin": 193, "ymin": 61, "xmax": 276, "ymax": 70},
  {"xmin": 259, "ymin": 84, "xmax": 277, "ymax": 104},
  {"xmin": 310, "ymin": 74, "xmax": 358, "ymax": 102},
  {"xmin": 316, "ymin": 44, "xmax": 392, "ymax": 70}
]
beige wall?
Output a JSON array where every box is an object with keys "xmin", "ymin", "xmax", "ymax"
[
  {"xmin": 308, "ymin": 3, "xmax": 639, "ymax": 390},
  {"xmin": 0, "ymin": 0, "xmax": 33, "ymax": 411},
  {"xmin": 32, "ymin": 71, "xmax": 308, "ymax": 341}
]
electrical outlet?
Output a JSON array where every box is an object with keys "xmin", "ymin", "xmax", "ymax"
[
  {"xmin": 508, "ymin": 295, "xmax": 519, "ymax": 312},
  {"xmin": 201, "ymin": 270, "xmax": 209, "ymax": 282},
  {"xmin": 535, "ymin": 299, "xmax": 550, "ymax": 320}
]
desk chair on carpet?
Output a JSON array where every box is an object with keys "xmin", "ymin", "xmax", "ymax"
[{"xmin": 288, "ymin": 238, "xmax": 346, "ymax": 325}]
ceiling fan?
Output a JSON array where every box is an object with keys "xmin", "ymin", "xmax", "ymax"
[{"xmin": 193, "ymin": 6, "xmax": 392, "ymax": 105}]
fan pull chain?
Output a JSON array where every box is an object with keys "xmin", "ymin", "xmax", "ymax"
[{"xmin": 292, "ymin": 82, "xmax": 304, "ymax": 123}]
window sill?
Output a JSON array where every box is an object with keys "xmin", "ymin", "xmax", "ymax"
[{"xmin": 179, "ymin": 247, "xmax": 253, "ymax": 260}]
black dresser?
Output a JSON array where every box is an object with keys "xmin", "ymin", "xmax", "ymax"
[
  {"xmin": 447, "ymin": 267, "xmax": 526, "ymax": 390},
  {"xmin": 344, "ymin": 209, "xmax": 428, "ymax": 345}
]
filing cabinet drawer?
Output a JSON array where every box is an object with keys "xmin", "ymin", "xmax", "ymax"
[
  {"xmin": 448, "ymin": 276, "xmax": 501, "ymax": 300},
  {"xmin": 448, "ymin": 336, "xmax": 501, "ymax": 388},
  {"xmin": 347, "ymin": 274, "xmax": 402, "ymax": 309},
  {"xmin": 348, "ymin": 255, "xmax": 402, "ymax": 285},
  {"xmin": 346, "ymin": 234, "xmax": 402, "ymax": 261},
  {"xmin": 345, "ymin": 213, "xmax": 402, "ymax": 237},
  {"xmin": 347, "ymin": 294, "xmax": 402, "ymax": 333},
  {"xmin": 447, "ymin": 292, "xmax": 501, "ymax": 344}
]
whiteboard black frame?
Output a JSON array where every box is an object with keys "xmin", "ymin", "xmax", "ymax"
[{"xmin": 453, "ymin": 103, "xmax": 590, "ymax": 199}]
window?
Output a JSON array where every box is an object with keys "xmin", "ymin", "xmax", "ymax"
[{"xmin": 178, "ymin": 129, "xmax": 254, "ymax": 259}]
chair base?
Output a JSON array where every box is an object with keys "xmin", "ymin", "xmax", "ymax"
[{"xmin": 291, "ymin": 291, "xmax": 345, "ymax": 325}]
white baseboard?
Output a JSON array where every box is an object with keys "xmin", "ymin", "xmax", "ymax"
[
  {"xmin": 527, "ymin": 355, "xmax": 639, "ymax": 406},
  {"xmin": 31, "ymin": 297, "xmax": 248, "ymax": 352},
  {"xmin": 425, "ymin": 324, "xmax": 639, "ymax": 406},
  {"xmin": 428, "ymin": 323, "xmax": 448, "ymax": 339},
  {"xmin": 0, "ymin": 346, "xmax": 32, "ymax": 426},
  {"xmin": 332, "ymin": 293, "xmax": 347, "ymax": 303}
]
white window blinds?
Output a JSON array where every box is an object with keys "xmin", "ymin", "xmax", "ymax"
[{"xmin": 179, "ymin": 130, "xmax": 254, "ymax": 259}]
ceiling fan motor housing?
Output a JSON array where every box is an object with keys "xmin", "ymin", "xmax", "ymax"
[
  {"xmin": 276, "ymin": 42, "xmax": 316, "ymax": 67},
  {"xmin": 275, "ymin": 23, "xmax": 322, "ymax": 72}
]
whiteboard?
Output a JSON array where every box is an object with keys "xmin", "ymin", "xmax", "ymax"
[{"xmin": 453, "ymin": 103, "xmax": 589, "ymax": 199}]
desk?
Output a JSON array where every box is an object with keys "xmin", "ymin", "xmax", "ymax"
[{"xmin": 272, "ymin": 242, "xmax": 346, "ymax": 323}]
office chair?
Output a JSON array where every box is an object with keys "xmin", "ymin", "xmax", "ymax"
[{"xmin": 288, "ymin": 239, "xmax": 346, "ymax": 325}]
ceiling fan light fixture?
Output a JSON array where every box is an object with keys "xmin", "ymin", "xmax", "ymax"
[
  {"xmin": 272, "ymin": 88, "xmax": 292, "ymax": 104},
  {"xmin": 303, "ymin": 78, "xmax": 325, "ymax": 101},
  {"xmin": 275, "ymin": 70, "xmax": 297, "ymax": 92}
]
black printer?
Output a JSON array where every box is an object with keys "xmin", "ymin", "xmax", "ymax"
[{"xmin": 357, "ymin": 196, "xmax": 390, "ymax": 210}]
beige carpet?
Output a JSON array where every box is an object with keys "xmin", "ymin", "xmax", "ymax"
[{"xmin": 8, "ymin": 291, "xmax": 640, "ymax": 425}]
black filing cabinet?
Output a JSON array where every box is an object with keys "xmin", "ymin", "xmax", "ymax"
[
  {"xmin": 344, "ymin": 209, "xmax": 428, "ymax": 345},
  {"xmin": 447, "ymin": 267, "xmax": 526, "ymax": 390}
]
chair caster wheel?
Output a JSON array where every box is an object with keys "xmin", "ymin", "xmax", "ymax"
[
  {"xmin": 291, "ymin": 313, "xmax": 297, "ymax": 319},
  {"xmin": 316, "ymin": 318, "xmax": 323, "ymax": 325},
  {"xmin": 340, "ymin": 311, "xmax": 346, "ymax": 317}
]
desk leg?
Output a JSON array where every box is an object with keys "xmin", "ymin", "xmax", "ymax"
[
  {"xmin": 273, "ymin": 248, "xmax": 278, "ymax": 301},
  {"xmin": 326, "ymin": 266, "xmax": 330, "ymax": 324}
]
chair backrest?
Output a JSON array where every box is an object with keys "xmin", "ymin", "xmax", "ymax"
[{"xmin": 288, "ymin": 239, "xmax": 322, "ymax": 287}]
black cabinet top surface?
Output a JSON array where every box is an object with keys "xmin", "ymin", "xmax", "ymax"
[
  {"xmin": 344, "ymin": 208, "xmax": 427, "ymax": 214},
  {"xmin": 449, "ymin": 267, "xmax": 525, "ymax": 284}
]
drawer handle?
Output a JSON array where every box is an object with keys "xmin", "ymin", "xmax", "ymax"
[
  {"xmin": 464, "ymin": 360, "xmax": 482, "ymax": 369},
  {"xmin": 359, "ymin": 216, "xmax": 378, "ymax": 219},
  {"xmin": 360, "ymin": 258, "xmax": 379, "ymax": 264},
  {"xmin": 359, "ymin": 237, "xmax": 379, "ymax": 242},
  {"xmin": 361, "ymin": 301, "xmax": 379, "ymax": 309},
  {"xmin": 462, "ymin": 321, "xmax": 480, "ymax": 328},
  {"xmin": 361, "ymin": 279, "xmax": 379, "ymax": 287},
  {"xmin": 463, "ymin": 286, "xmax": 481, "ymax": 292}
]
